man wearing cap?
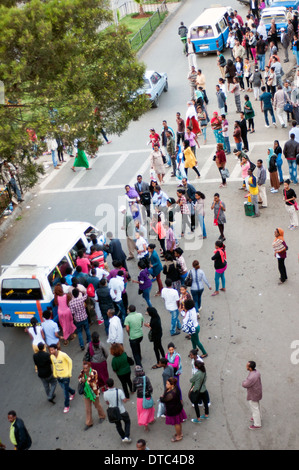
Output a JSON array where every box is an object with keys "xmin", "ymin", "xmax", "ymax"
[{"xmin": 281, "ymin": 28, "xmax": 290, "ymax": 63}]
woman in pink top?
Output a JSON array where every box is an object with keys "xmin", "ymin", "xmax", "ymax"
[
  {"xmin": 240, "ymin": 157, "xmax": 250, "ymax": 191},
  {"xmin": 54, "ymin": 285, "xmax": 76, "ymax": 345},
  {"xmin": 76, "ymin": 249, "xmax": 91, "ymax": 274}
]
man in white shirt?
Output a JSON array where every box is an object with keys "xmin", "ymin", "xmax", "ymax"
[
  {"xmin": 161, "ymin": 278, "xmax": 181, "ymax": 336},
  {"xmin": 152, "ymin": 185, "xmax": 169, "ymax": 211},
  {"xmin": 185, "ymin": 38, "xmax": 197, "ymax": 70},
  {"xmin": 104, "ymin": 378, "xmax": 131, "ymax": 443},
  {"xmin": 107, "ymin": 309, "xmax": 123, "ymax": 344},
  {"xmin": 108, "ymin": 272, "xmax": 126, "ymax": 326},
  {"xmin": 289, "ymin": 120, "xmax": 299, "ymax": 142}
]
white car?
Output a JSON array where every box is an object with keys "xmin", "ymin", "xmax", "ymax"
[{"xmin": 139, "ymin": 70, "xmax": 168, "ymax": 108}]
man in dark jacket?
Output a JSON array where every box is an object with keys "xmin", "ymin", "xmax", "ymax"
[
  {"xmin": 7, "ymin": 411, "xmax": 32, "ymax": 450},
  {"xmin": 96, "ymin": 278, "xmax": 114, "ymax": 335},
  {"xmin": 283, "ymin": 133, "xmax": 299, "ymax": 184},
  {"xmin": 33, "ymin": 342, "xmax": 57, "ymax": 403},
  {"xmin": 104, "ymin": 232, "xmax": 129, "ymax": 275},
  {"xmin": 134, "ymin": 175, "xmax": 151, "ymax": 218}
]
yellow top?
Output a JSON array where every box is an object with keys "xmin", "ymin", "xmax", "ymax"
[
  {"xmin": 50, "ymin": 351, "xmax": 72, "ymax": 378},
  {"xmin": 248, "ymin": 176, "xmax": 258, "ymax": 196}
]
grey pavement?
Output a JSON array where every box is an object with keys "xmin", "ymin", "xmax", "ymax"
[{"xmin": 1, "ymin": 0, "xmax": 299, "ymax": 452}]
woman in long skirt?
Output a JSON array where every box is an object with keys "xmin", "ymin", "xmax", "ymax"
[
  {"xmin": 132, "ymin": 366, "xmax": 155, "ymax": 432},
  {"xmin": 71, "ymin": 148, "xmax": 92, "ymax": 172}
]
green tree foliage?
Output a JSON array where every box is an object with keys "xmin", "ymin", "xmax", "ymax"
[{"xmin": 0, "ymin": 0, "xmax": 149, "ymax": 183}]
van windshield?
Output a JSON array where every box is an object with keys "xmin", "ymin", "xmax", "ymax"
[
  {"xmin": 262, "ymin": 14, "xmax": 285, "ymax": 24},
  {"xmin": 1, "ymin": 278, "xmax": 43, "ymax": 301},
  {"xmin": 190, "ymin": 25, "xmax": 214, "ymax": 39}
]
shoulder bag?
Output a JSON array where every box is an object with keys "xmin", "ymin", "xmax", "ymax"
[
  {"xmin": 184, "ymin": 270, "xmax": 193, "ymax": 287},
  {"xmin": 107, "ymin": 389, "xmax": 122, "ymax": 423},
  {"xmin": 188, "ymin": 373, "xmax": 206, "ymax": 404},
  {"xmin": 182, "ymin": 311, "xmax": 196, "ymax": 335},
  {"xmin": 143, "ymin": 376, "xmax": 154, "ymax": 409}
]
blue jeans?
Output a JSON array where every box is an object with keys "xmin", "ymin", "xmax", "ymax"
[
  {"xmin": 141, "ymin": 286, "xmax": 152, "ymax": 308},
  {"xmin": 259, "ymin": 54, "xmax": 265, "ymax": 71},
  {"xmin": 9, "ymin": 177, "xmax": 22, "ymax": 201},
  {"xmin": 169, "ymin": 309, "xmax": 181, "ymax": 335},
  {"xmin": 223, "ymin": 136, "xmax": 231, "ymax": 153},
  {"xmin": 277, "ymin": 161, "xmax": 284, "ymax": 183},
  {"xmin": 215, "ymin": 271, "xmax": 225, "ymax": 291},
  {"xmin": 295, "ymin": 50, "xmax": 299, "ymax": 66},
  {"xmin": 264, "ymin": 108, "xmax": 276, "ymax": 126},
  {"xmin": 57, "ymin": 377, "xmax": 75, "ymax": 408},
  {"xmin": 75, "ymin": 318, "xmax": 91, "ymax": 348},
  {"xmin": 51, "ymin": 149, "xmax": 58, "ymax": 168},
  {"xmin": 236, "ymin": 142, "xmax": 242, "ymax": 152},
  {"xmin": 287, "ymin": 160, "xmax": 298, "ymax": 184},
  {"xmin": 197, "ymin": 214, "xmax": 207, "ymax": 238},
  {"xmin": 191, "ymin": 289, "xmax": 204, "ymax": 312}
]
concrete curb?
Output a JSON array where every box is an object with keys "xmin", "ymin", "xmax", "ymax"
[{"xmin": 136, "ymin": 0, "xmax": 185, "ymax": 59}]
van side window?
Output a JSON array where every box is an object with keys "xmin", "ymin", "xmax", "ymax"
[
  {"xmin": 69, "ymin": 238, "xmax": 85, "ymax": 262},
  {"xmin": 48, "ymin": 257, "xmax": 72, "ymax": 287},
  {"xmin": 1, "ymin": 278, "xmax": 43, "ymax": 301},
  {"xmin": 216, "ymin": 23, "xmax": 221, "ymax": 34},
  {"xmin": 219, "ymin": 18, "xmax": 226, "ymax": 32}
]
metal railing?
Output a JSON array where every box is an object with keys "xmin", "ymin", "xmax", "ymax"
[{"xmin": 128, "ymin": 1, "xmax": 168, "ymax": 50}]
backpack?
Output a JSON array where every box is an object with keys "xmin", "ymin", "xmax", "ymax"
[{"xmin": 87, "ymin": 283, "xmax": 95, "ymax": 298}]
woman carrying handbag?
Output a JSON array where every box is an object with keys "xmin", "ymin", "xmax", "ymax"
[
  {"xmin": 183, "ymin": 299, "xmax": 208, "ymax": 358},
  {"xmin": 132, "ymin": 366, "xmax": 155, "ymax": 432}
]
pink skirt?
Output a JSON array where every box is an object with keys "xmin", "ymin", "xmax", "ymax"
[{"xmin": 136, "ymin": 397, "xmax": 155, "ymax": 426}]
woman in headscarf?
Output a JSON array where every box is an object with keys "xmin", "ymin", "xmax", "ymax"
[
  {"xmin": 268, "ymin": 19, "xmax": 278, "ymax": 49},
  {"xmin": 257, "ymin": 19, "xmax": 267, "ymax": 42},
  {"xmin": 78, "ymin": 361, "xmax": 106, "ymax": 430},
  {"xmin": 185, "ymin": 101, "xmax": 200, "ymax": 135},
  {"xmin": 224, "ymin": 59, "xmax": 236, "ymax": 92},
  {"xmin": 272, "ymin": 228, "xmax": 288, "ymax": 284},
  {"xmin": 273, "ymin": 140, "xmax": 283, "ymax": 185},
  {"xmin": 144, "ymin": 307, "xmax": 165, "ymax": 369},
  {"xmin": 85, "ymin": 331, "xmax": 109, "ymax": 392},
  {"xmin": 125, "ymin": 184, "xmax": 141, "ymax": 221},
  {"xmin": 71, "ymin": 143, "xmax": 92, "ymax": 172},
  {"xmin": 54, "ymin": 284, "xmax": 76, "ymax": 345},
  {"xmin": 267, "ymin": 148, "xmax": 280, "ymax": 193},
  {"xmin": 183, "ymin": 140, "xmax": 200, "ymax": 178},
  {"xmin": 132, "ymin": 365, "xmax": 155, "ymax": 432}
]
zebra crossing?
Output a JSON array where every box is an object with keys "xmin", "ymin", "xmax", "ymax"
[{"xmin": 39, "ymin": 140, "xmax": 283, "ymax": 195}]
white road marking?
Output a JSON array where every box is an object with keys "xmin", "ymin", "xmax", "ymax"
[{"xmin": 39, "ymin": 141, "xmax": 287, "ymax": 194}]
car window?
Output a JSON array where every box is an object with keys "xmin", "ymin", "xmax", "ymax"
[
  {"xmin": 1, "ymin": 278, "xmax": 43, "ymax": 301},
  {"xmin": 219, "ymin": 18, "xmax": 227, "ymax": 32},
  {"xmin": 192, "ymin": 25, "xmax": 215, "ymax": 39},
  {"xmin": 151, "ymin": 73, "xmax": 161, "ymax": 85},
  {"xmin": 143, "ymin": 78, "xmax": 151, "ymax": 89}
]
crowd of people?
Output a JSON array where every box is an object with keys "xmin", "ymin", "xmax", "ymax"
[{"xmin": 7, "ymin": 1, "xmax": 299, "ymax": 451}]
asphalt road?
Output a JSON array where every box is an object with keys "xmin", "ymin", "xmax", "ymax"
[{"xmin": 1, "ymin": 0, "xmax": 299, "ymax": 452}]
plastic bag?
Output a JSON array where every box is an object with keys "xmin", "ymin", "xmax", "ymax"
[{"xmin": 157, "ymin": 399, "xmax": 166, "ymax": 418}]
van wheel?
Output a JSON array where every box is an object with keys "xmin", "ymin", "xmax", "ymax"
[
  {"xmin": 152, "ymin": 95, "xmax": 159, "ymax": 108},
  {"xmin": 164, "ymin": 81, "xmax": 168, "ymax": 92},
  {"xmin": 202, "ymin": 52, "xmax": 208, "ymax": 57}
]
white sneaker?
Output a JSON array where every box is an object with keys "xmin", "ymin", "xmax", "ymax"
[
  {"xmin": 265, "ymin": 124, "xmax": 270, "ymax": 128},
  {"xmin": 273, "ymin": 123, "xmax": 277, "ymax": 128},
  {"xmin": 122, "ymin": 437, "xmax": 132, "ymax": 443}
]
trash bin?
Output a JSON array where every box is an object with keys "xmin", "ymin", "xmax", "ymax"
[{"xmin": 244, "ymin": 201, "xmax": 255, "ymax": 217}]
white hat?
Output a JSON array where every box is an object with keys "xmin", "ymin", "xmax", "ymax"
[{"xmin": 280, "ymin": 27, "xmax": 285, "ymax": 31}]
